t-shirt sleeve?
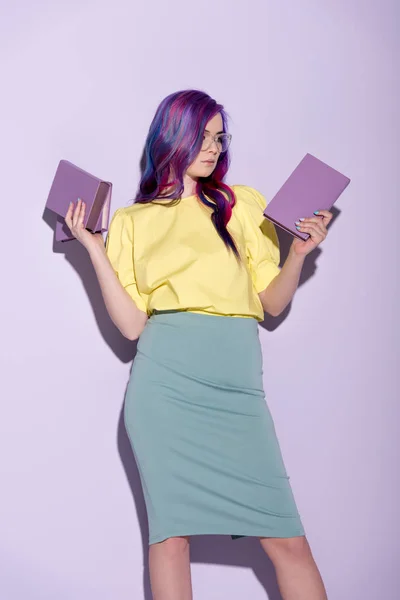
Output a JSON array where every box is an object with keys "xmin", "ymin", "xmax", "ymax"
[
  {"xmin": 105, "ymin": 207, "xmax": 147, "ymax": 314},
  {"xmin": 236, "ymin": 186, "xmax": 281, "ymax": 293}
]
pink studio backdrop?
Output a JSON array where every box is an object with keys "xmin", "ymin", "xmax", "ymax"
[{"xmin": 0, "ymin": 1, "xmax": 398, "ymax": 598}]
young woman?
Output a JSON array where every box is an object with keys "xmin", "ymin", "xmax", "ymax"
[{"xmin": 65, "ymin": 89, "xmax": 331, "ymax": 600}]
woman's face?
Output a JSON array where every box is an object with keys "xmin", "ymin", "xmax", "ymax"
[{"xmin": 185, "ymin": 112, "xmax": 224, "ymax": 180}]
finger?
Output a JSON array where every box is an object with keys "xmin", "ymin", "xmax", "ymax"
[
  {"xmin": 314, "ymin": 210, "xmax": 333, "ymax": 226},
  {"xmin": 296, "ymin": 222, "xmax": 326, "ymax": 242},
  {"xmin": 296, "ymin": 216, "xmax": 327, "ymax": 226},
  {"xmin": 314, "ymin": 210, "xmax": 331, "ymax": 217},
  {"xmin": 65, "ymin": 202, "xmax": 74, "ymax": 227},
  {"xmin": 297, "ymin": 212, "xmax": 333, "ymax": 231},
  {"xmin": 72, "ymin": 198, "xmax": 82, "ymax": 228},
  {"xmin": 77, "ymin": 201, "xmax": 86, "ymax": 228},
  {"xmin": 312, "ymin": 219, "xmax": 327, "ymax": 237},
  {"xmin": 296, "ymin": 217, "xmax": 326, "ymax": 236}
]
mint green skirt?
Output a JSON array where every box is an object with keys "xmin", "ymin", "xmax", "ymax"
[{"xmin": 124, "ymin": 311, "xmax": 305, "ymax": 545}]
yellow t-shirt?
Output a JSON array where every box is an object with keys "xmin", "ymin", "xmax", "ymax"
[{"xmin": 105, "ymin": 185, "xmax": 280, "ymax": 322}]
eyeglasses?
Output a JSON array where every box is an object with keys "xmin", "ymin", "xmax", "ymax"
[{"xmin": 201, "ymin": 132, "xmax": 232, "ymax": 153}]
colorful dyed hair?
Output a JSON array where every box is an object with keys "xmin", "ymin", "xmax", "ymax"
[{"xmin": 133, "ymin": 89, "xmax": 239, "ymax": 258}]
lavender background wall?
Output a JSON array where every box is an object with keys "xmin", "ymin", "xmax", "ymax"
[{"xmin": 1, "ymin": 1, "xmax": 398, "ymax": 598}]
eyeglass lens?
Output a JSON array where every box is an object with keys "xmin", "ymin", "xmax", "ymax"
[{"xmin": 202, "ymin": 133, "xmax": 231, "ymax": 153}]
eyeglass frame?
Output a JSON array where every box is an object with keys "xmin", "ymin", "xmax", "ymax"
[{"xmin": 201, "ymin": 132, "xmax": 232, "ymax": 153}]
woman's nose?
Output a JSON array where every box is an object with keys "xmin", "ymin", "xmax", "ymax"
[{"xmin": 209, "ymin": 140, "xmax": 219, "ymax": 153}]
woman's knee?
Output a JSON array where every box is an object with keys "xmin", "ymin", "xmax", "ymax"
[
  {"xmin": 259, "ymin": 535, "xmax": 312, "ymax": 563},
  {"xmin": 152, "ymin": 535, "xmax": 190, "ymax": 556}
]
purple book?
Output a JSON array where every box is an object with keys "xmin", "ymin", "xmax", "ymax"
[
  {"xmin": 46, "ymin": 160, "xmax": 112, "ymax": 242},
  {"xmin": 264, "ymin": 153, "xmax": 351, "ymax": 240}
]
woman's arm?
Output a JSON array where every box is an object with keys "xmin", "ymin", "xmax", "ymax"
[
  {"xmin": 258, "ymin": 210, "xmax": 333, "ymax": 317},
  {"xmin": 65, "ymin": 199, "xmax": 148, "ymax": 340},
  {"xmin": 258, "ymin": 248, "xmax": 305, "ymax": 317},
  {"xmin": 88, "ymin": 241, "xmax": 148, "ymax": 340}
]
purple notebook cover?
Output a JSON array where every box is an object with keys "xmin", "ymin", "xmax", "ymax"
[
  {"xmin": 263, "ymin": 153, "xmax": 350, "ymax": 240},
  {"xmin": 46, "ymin": 160, "xmax": 112, "ymax": 242}
]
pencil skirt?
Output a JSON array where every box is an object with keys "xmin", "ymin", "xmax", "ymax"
[{"xmin": 124, "ymin": 310, "xmax": 305, "ymax": 545}]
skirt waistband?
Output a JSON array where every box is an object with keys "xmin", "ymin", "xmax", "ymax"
[{"xmin": 137, "ymin": 309, "xmax": 263, "ymax": 392}]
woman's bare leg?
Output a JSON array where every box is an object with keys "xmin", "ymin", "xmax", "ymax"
[
  {"xmin": 259, "ymin": 535, "xmax": 328, "ymax": 600},
  {"xmin": 149, "ymin": 535, "xmax": 192, "ymax": 600}
]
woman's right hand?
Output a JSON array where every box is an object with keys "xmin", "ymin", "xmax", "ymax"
[{"xmin": 64, "ymin": 198, "xmax": 105, "ymax": 252}]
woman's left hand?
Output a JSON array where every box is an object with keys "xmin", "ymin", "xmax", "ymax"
[{"xmin": 290, "ymin": 210, "xmax": 333, "ymax": 257}]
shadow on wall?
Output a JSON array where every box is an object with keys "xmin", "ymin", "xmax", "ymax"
[
  {"xmin": 42, "ymin": 207, "xmax": 136, "ymax": 364},
  {"xmin": 42, "ymin": 192, "xmax": 340, "ymax": 600}
]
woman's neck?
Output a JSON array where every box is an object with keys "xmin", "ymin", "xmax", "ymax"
[{"xmin": 182, "ymin": 173, "xmax": 198, "ymax": 198}]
